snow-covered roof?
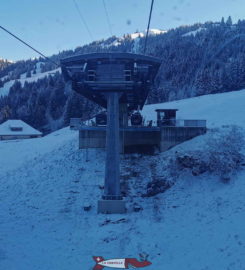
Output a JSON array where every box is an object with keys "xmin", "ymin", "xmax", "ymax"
[{"xmin": 0, "ymin": 120, "xmax": 42, "ymax": 136}]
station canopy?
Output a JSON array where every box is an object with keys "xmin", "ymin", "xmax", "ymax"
[{"xmin": 61, "ymin": 52, "xmax": 161, "ymax": 111}]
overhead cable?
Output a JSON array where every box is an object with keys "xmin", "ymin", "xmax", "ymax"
[
  {"xmin": 72, "ymin": 0, "xmax": 94, "ymax": 41},
  {"xmin": 0, "ymin": 25, "xmax": 59, "ymax": 66},
  {"xmin": 102, "ymin": 0, "xmax": 113, "ymax": 36},
  {"xmin": 143, "ymin": 0, "xmax": 155, "ymax": 54}
]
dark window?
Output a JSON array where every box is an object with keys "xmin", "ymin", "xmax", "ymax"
[
  {"xmin": 10, "ymin": 127, "xmax": 23, "ymax": 131},
  {"xmin": 124, "ymin": 70, "xmax": 131, "ymax": 81}
]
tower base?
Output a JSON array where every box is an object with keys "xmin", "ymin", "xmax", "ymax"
[{"xmin": 98, "ymin": 199, "xmax": 126, "ymax": 214}]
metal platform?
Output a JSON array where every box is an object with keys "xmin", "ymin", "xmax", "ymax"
[
  {"xmin": 74, "ymin": 123, "xmax": 206, "ymax": 153},
  {"xmin": 61, "ymin": 52, "xmax": 161, "ymax": 111}
]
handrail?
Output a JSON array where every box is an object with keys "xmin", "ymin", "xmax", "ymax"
[{"xmin": 70, "ymin": 118, "xmax": 207, "ymax": 130}]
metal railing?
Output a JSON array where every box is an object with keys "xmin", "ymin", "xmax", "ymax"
[
  {"xmin": 183, "ymin": 119, "xmax": 206, "ymax": 127},
  {"xmin": 70, "ymin": 118, "xmax": 207, "ymax": 130},
  {"xmin": 70, "ymin": 118, "xmax": 89, "ymax": 130},
  {"xmin": 158, "ymin": 119, "xmax": 206, "ymax": 128}
]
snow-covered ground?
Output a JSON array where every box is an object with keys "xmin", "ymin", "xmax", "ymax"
[
  {"xmin": 0, "ymin": 90, "xmax": 245, "ymax": 270},
  {"xmin": 182, "ymin": 27, "xmax": 206, "ymax": 37},
  {"xmin": 129, "ymin": 29, "xmax": 167, "ymax": 40},
  {"xmin": 144, "ymin": 89, "xmax": 245, "ymax": 128},
  {"xmin": 0, "ymin": 67, "xmax": 61, "ymax": 97},
  {"xmin": 102, "ymin": 28, "xmax": 167, "ymax": 50}
]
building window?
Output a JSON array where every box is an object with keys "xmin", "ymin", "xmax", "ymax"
[
  {"xmin": 124, "ymin": 70, "xmax": 131, "ymax": 81},
  {"xmin": 10, "ymin": 126, "xmax": 23, "ymax": 131}
]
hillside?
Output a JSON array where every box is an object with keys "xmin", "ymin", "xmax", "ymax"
[
  {"xmin": 143, "ymin": 88, "xmax": 245, "ymax": 128},
  {"xmin": 0, "ymin": 59, "xmax": 12, "ymax": 71},
  {"xmin": 1, "ymin": 18, "xmax": 245, "ymax": 133},
  {"xmin": 0, "ymin": 90, "xmax": 245, "ymax": 270}
]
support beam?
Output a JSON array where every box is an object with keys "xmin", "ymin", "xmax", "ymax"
[
  {"xmin": 119, "ymin": 103, "xmax": 128, "ymax": 154},
  {"xmin": 119, "ymin": 103, "xmax": 128, "ymax": 128},
  {"xmin": 104, "ymin": 92, "xmax": 121, "ymax": 199},
  {"xmin": 98, "ymin": 92, "xmax": 126, "ymax": 213}
]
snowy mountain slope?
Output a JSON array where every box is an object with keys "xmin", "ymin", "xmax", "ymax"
[
  {"xmin": 144, "ymin": 89, "xmax": 245, "ymax": 128},
  {"xmin": 182, "ymin": 27, "xmax": 206, "ymax": 37},
  {"xmin": 3, "ymin": 20, "xmax": 245, "ymax": 135},
  {"xmin": 129, "ymin": 29, "xmax": 167, "ymax": 39},
  {"xmin": 102, "ymin": 28, "xmax": 167, "ymax": 50},
  {"xmin": 1, "ymin": 91, "xmax": 245, "ymax": 270},
  {"xmin": 130, "ymin": 29, "xmax": 167, "ymax": 54},
  {"xmin": 0, "ymin": 79, "xmax": 15, "ymax": 97},
  {"xmin": 0, "ymin": 67, "xmax": 61, "ymax": 97}
]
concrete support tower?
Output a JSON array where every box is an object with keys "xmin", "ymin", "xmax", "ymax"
[
  {"xmin": 60, "ymin": 52, "xmax": 161, "ymax": 214},
  {"xmin": 98, "ymin": 92, "xmax": 126, "ymax": 213}
]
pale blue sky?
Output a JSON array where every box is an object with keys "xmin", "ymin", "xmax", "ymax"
[{"xmin": 1, "ymin": 0, "xmax": 245, "ymax": 61}]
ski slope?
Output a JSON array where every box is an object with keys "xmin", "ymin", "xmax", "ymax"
[
  {"xmin": 0, "ymin": 67, "xmax": 61, "ymax": 97},
  {"xmin": 0, "ymin": 90, "xmax": 245, "ymax": 270},
  {"xmin": 102, "ymin": 29, "xmax": 167, "ymax": 50},
  {"xmin": 182, "ymin": 27, "xmax": 206, "ymax": 37},
  {"xmin": 143, "ymin": 89, "xmax": 245, "ymax": 128}
]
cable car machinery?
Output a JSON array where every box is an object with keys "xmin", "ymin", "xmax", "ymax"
[{"xmin": 61, "ymin": 53, "xmax": 161, "ymax": 213}]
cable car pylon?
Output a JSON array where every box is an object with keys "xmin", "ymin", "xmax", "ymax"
[{"xmin": 61, "ymin": 52, "xmax": 161, "ymax": 214}]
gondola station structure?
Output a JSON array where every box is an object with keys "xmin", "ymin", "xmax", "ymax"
[{"xmin": 61, "ymin": 52, "xmax": 206, "ymax": 214}]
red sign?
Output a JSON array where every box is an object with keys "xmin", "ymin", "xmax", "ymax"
[{"xmin": 92, "ymin": 256, "xmax": 152, "ymax": 269}]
